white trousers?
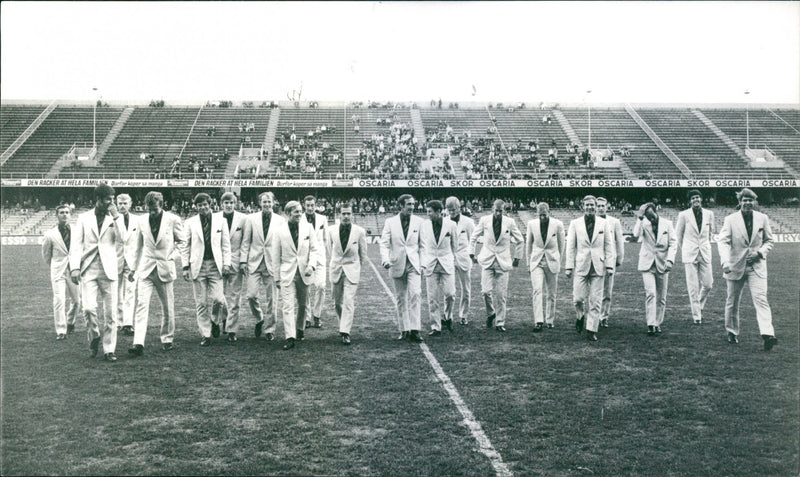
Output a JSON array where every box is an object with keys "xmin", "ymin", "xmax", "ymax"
[
  {"xmin": 725, "ymin": 267, "xmax": 773, "ymax": 336},
  {"xmin": 280, "ymin": 271, "xmax": 309, "ymax": 339},
  {"xmin": 392, "ymin": 259, "xmax": 421, "ymax": 332},
  {"xmin": 246, "ymin": 261, "xmax": 278, "ymax": 334},
  {"xmin": 573, "ymin": 273, "xmax": 603, "ymax": 332},
  {"xmin": 82, "ymin": 259, "xmax": 118, "ymax": 353},
  {"xmin": 600, "ymin": 272, "xmax": 615, "ymax": 320},
  {"xmin": 133, "ymin": 269, "xmax": 175, "ymax": 346},
  {"xmin": 454, "ymin": 265, "xmax": 472, "ymax": 320},
  {"xmin": 221, "ymin": 268, "xmax": 246, "ymax": 333},
  {"xmin": 481, "ymin": 260, "xmax": 510, "ymax": 327},
  {"xmin": 192, "ymin": 259, "xmax": 226, "ymax": 338},
  {"xmin": 117, "ymin": 270, "xmax": 136, "ymax": 328},
  {"xmin": 530, "ymin": 262, "xmax": 558, "ymax": 325},
  {"xmin": 307, "ymin": 265, "xmax": 326, "ymax": 319},
  {"xmin": 425, "ymin": 264, "xmax": 455, "ymax": 331},
  {"xmin": 642, "ymin": 266, "xmax": 669, "ymax": 327},
  {"xmin": 684, "ymin": 259, "xmax": 713, "ymax": 322},
  {"xmin": 332, "ymin": 275, "xmax": 358, "ymax": 334},
  {"xmin": 52, "ymin": 272, "xmax": 81, "ymax": 335}
]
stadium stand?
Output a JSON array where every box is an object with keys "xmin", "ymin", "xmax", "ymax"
[{"xmin": 0, "ymin": 105, "xmax": 46, "ymax": 153}]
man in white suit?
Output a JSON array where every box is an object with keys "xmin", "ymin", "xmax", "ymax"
[
  {"xmin": 240, "ymin": 191, "xmax": 286, "ymax": 341},
  {"xmin": 69, "ymin": 183, "xmax": 123, "ymax": 361},
  {"xmin": 596, "ymin": 197, "xmax": 625, "ymax": 328},
  {"xmin": 380, "ymin": 194, "xmax": 424, "ymax": 342},
  {"xmin": 128, "ymin": 191, "xmax": 185, "ymax": 356},
  {"xmin": 565, "ymin": 195, "xmax": 616, "ymax": 342},
  {"xmin": 272, "ymin": 201, "xmax": 321, "ymax": 350},
  {"xmin": 632, "ymin": 202, "xmax": 677, "ymax": 335},
  {"xmin": 216, "ymin": 192, "xmax": 247, "ymax": 341},
  {"xmin": 327, "ymin": 205, "xmax": 368, "ymax": 345},
  {"xmin": 525, "ymin": 202, "xmax": 564, "ymax": 331},
  {"xmin": 43, "ymin": 204, "xmax": 81, "ymax": 340},
  {"xmin": 445, "ymin": 197, "xmax": 475, "ymax": 325},
  {"xmin": 420, "ymin": 200, "xmax": 458, "ymax": 336},
  {"xmin": 470, "ymin": 199, "xmax": 524, "ymax": 332},
  {"xmin": 301, "ymin": 195, "xmax": 328, "ymax": 329},
  {"xmin": 717, "ymin": 188, "xmax": 777, "ymax": 350},
  {"xmin": 674, "ymin": 189, "xmax": 715, "ymax": 324},
  {"xmin": 182, "ymin": 193, "xmax": 233, "ymax": 346},
  {"xmin": 115, "ymin": 194, "xmax": 139, "ymax": 336}
]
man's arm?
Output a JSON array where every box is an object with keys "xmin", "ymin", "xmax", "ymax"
[
  {"xmin": 379, "ymin": 220, "xmax": 392, "ymax": 267},
  {"xmin": 717, "ymin": 217, "xmax": 732, "ymax": 273},
  {"xmin": 525, "ymin": 222, "xmax": 533, "ymax": 263},
  {"xmin": 674, "ymin": 212, "xmax": 686, "ymax": 252},
  {"xmin": 565, "ymin": 220, "xmax": 576, "ymax": 276},
  {"xmin": 469, "ymin": 218, "xmax": 483, "ymax": 262},
  {"xmin": 42, "ymin": 232, "xmax": 53, "ymax": 266},
  {"xmin": 758, "ymin": 214, "xmax": 774, "ymax": 260},
  {"xmin": 557, "ymin": 221, "xmax": 566, "ymax": 262},
  {"xmin": 69, "ymin": 218, "xmax": 84, "ymax": 283},
  {"xmin": 180, "ymin": 219, "xmax": 192, "ymax": 276},
  {"xmin": 357, "ymin": 228, "xmax": 369, "ymax": 266},
  {"xmin": 307, "ymin": 227, "xmax": 321, "ymax": 277},
  {"xmin": 603, "ymin": 221, "xmax": 616, "ymax": 274},
  {"xmin": 239, "ymin": 217, "xmax": 252, "ymax": 272},
  {"xmin": 614, "ymin": 219, "xmax": 625, "ymax": 265},
  {"xmin": 221, "ymin": 218, "xmax": 232, "ymax": 271},
  {"xmin": 666, "ymin": 221, "xmax": 677, "ymax": 270}
]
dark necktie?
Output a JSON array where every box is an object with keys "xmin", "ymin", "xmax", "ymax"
[
  {"xmin": 306, "ymin": 214, "xmax": 316, "ymax": 228},
  {"xmin": 262, "ymin": 213, "xmax": 271, "ymax": 239},
  {"xmin": 59, "ymin": 226, "xmax": 71, "ymax": 250},
  {"xmin": 540, "ymin": 219, "xmax": 549, "ymax": 243},
  {"xmin": 201, "ymin": 214, "xmax": 213, "ymax": 260},
  {"xmin": 651, "ymin": 219, "xmax": 659, "ymax": 237},
  {"xmin": 743, "ymin": 212, "xmax": 753, "ymax": 240},
  {"xmin": 96, "ymin": 212, "xmax": 106, "ymax": 234},
  {"xmin": 401, "ymin": 215, "xmax": 410, "ymax": 239},
  {"xmin": 124, "ymin": 214, "xmax": 130, "ymax": 231},
  {"xmin": 432, "ymin": 219, "xmax": 442, "ymax": 243},
  {"xmin": 584, "ymin": 216, "xmax": 594, "ymax": 240},
  {"xmin": 693, "ymin": 208, "xmax": 703, "ymax": 232},
  {"xmin": 451, "ymin": 214, "xmax": 460, "ymax": 224},
  {"xmin": 493, "ymin": 216, "xmax": 502, "ymax": 242},
  {"xmin": 339, "ymin": 224, "xmax": 350, "ymax": 252},
  {"xmin": 289, "ymin": 222, "xmax": 299, "ymax": 248},
  {"xmin": 150, "ymin": 213, "xmax": 162, "ymax": 241},
  {"xmin": 224, "ymin": 212, "xmax": 234, "ymax": 232}
]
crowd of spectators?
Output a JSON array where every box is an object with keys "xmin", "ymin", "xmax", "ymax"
[
  {"xmin": 271, "ymin": 124, "xmax": 342, "ymax": 176},
  {"xmin": 349, "ymin": 114, "xmax": 434, "ymax": 180}
]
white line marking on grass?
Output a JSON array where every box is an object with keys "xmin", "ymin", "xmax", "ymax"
[{"xmin": 366, "ymin": 256, "xmax": 513, "ymax": 477}]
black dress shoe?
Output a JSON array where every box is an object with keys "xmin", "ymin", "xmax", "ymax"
[
  {"xmin": 408, "ymin": 330, "xmax": 423, "ymax": 342},
  {"xmin": 162, "ymin": 342, "xmax": 174, "ymax": 351},
  {"xmin": 121, "ymin": 325, "xmax": 134, "ymax": 336},
  {"xmin": 762, "ymin": 335, "xmax": 778, "ymax": 351},
  {"xmin": 587, "ymin": 331, "xmax": 598, "ymax": 341},
  {"xmin": 576, "ymin": 316, "xmax": 585, "ymax": 333},
  {"xmin": 128, "ymin": 344, "xmax": 144, "ymax": 356},
  {"xmin": 222, "ymin": 319, "xmax": 227, "ymax": 334},
  {"xmin": 533, "ymin": 323, "xmax": 544, "ymax": 333},
  {"xmin": 283, "ymin": 338, "xmax": 296, "ymax": 350},
  {"xmin": 305, "ymin": 320, "xmax": 313, "ymax": 329},
  {"xmin": 495, "ymin": 325, "xmax": 506, "ymax": 332},
  {"xmin": 90, "ymin": 337, "xmax": 101, "ymax": 357},
  {"xmin": 104, "ymin": 352, "xmax": 117, "ymax": 362},
  {"xmin": 546, "ymin": 323, "xmax": 554, "ymax": 329},
  {"xmin": 600, "ymin": 319, "xmax": 609, "ymax": 328},
  {"xmin": 341, "ymin": 333, "xmax": 351, "ymax": 345},
  {"xmin": 313, "ymin": 317, "xmax": 322, "ymax": 328},
  {"xmin": 428, "ymin": 330, "xmax": 442, "ymax": 337},
  {"xmin": 654, "ymin": 326, "xmax": 662, "ymax": 335},
  {"xmin": 254, "ymin": 320, "xmax": 264, "ymax": 338},
  {"xmin": 727, "ymin": 332, "xmax": 738, "ymax": 344},
  {"xmin": 211, "ymin": 322, "xmax": 221, "ymax": 338},
  {"xmin": 397, "ymin": 331, "xmax": 409, "ymax": 340},
  {"xmin": 227, "ymin": 333, "xmax": 237, "ymax": 344},
  {"xmin": 460, "ymin": 317, "xmax": 469, "ymax": 325},
  {"xmin": 200, "ymin": 337, "xmax": 212, "ymax": 347},
  {"xmin": 56, "ymin": 334, "xmax": 66, "ymax": 340},
  {"xmin": 297, "ymin": 329, "xmax": 305, "ymax": 341},
  {"xmin": 444, "ymin": 319, "xmax": 453, "ymax": 332},
  {"xmin": 486, "ymin": 314, "xmax": 496, "ymax": 328},
  {"xmin": 66, "ymin": 324, "xmax": 75, "ymax": 334},
  {"xmin": 265, "ymin": 332, "xmax": 275, "ymax": 341},
  {"xmin": 647, "ymin": 326, "xmax": 655, "ymax": 336}
]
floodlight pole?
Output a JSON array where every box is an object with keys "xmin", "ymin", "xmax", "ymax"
[
  {"xmin": 586, "ymin": 90, "xmax": 592, "ymax": 150},
  {"xmin": 92, "ymin": 87, "xmax": 98, "ymax": 148},
  {"xmin": 744, "ymin": 90, "xmax": 750, "ymax": 149}
]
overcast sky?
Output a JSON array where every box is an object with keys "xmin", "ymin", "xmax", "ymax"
[{"xmin": 1, "ymin": 1, "xmax": 798, "ymax": 104}]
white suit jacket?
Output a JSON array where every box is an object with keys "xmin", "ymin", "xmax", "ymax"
[
  {"xmin": 69, "ymin": 209, "xmax": 122, "ymax": 279},
  {"xmin": 240, "ymin": 211, "xmax": 286, "ymax": 275},
  {"xmin": 115, "ymin": 213, "xmax": 142, "ymax": 272},
  {"xmin": 272, "ymin": 221, "xmax": 321, "ymax": 287},
  {"xmin": 42, "ymin": 225, "xmax": 72, "ymax": 280},
  {"xmin": 470, "ymin": 214, "xmax": 524, "ymax": 272},
  {"xmin": 420, "ymin": 218, "xmax": 458, "ymax": 276},
  {"xmin": 379, "ymin": 214, "xmax": 424, "ymax": 278},
  {"xmin": 327, "ymin": 223, "xmax": 369, "ymax": 284},
  {"xmin": 450, "ymin": 215, "xmax": 475, "ymax": 272},
  {"xmin": 301, "ymin": 212, "xmax": 328, "ymax": 269},
  {"xmin": 674, "ymin": 207, "xmax": 715, "ymax": 264},
  {"xmin": 214, "ymin": 211, "xmax": 247, "ymax": 271},
  {"xmin": 134, "ymin": 211, "xmax": 185, "ymax": 282},
  {"xmin": 182, "ymin": 213, "xmax": 232, "ymax": 279},
  {"xmin": 525, "ymin": 218, "xmax": 565, "ymax": 273},
  {"xmin": 633, "ymin": 217, "xmax": 677, "ymax": 273},
  {"xmin": 602, "ymin": 214, "xmax": 626, "ymax": 266},
  {"xmin": 717, "ymin": 210, "xmax": 773, "ymax": 280},
  {"xmin": 565, "ymin": 216, "xmax": 616, "ymax": 276}
]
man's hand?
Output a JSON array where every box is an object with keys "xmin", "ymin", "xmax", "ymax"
[
  {"xmin": 470, "ymin": 254, "xmax": 477, "ymax": 264},
  {"xmin": 182, "ymin": 269, "xmax": 191, "ymax": 281},
  {"xmin": 382, "ymin": 261, "xmax": 391, "ymax": 269},
  {"xmin": 664, "ymin": 260, "xmax": 673, "ymax": 272},
  {"xmin": 722, "ymin": 263, "xmax": 731, "ymax": 274},
  {"xmin": 128, "ymin": 270, "xmax": 136, "ymax": 282},
  {"xmin": 222, "ymin": 264, "xmax": 234, "ymax": 276},
  {"xmin": 606, "ymin": 268, "xmax": 614, "ymax": 277},
  {"xmin": 108, "ymin": 203, "xmax": 119, "ymax": 219},
  {"xmin": 512, "ymin": 258, "xmax": 520, "ymax": 268},
  {"xmin": 304, "ymin": 266, "xmax": 314, "ymax": 277},
  {"xmin": 745, "ymin": 252, "xmax": 761, "ymax": 265},
  {"xmin": 70, "ymin": 269, "xmax": 80, "ymax": 284},
  {"xmin": 275, "ymin": 279, "xmax": 281, "ymax": 289},
  {"xmin": 565, "ymin": 269, "xmax": 572, "ymax": 278},
  {"xmin": 239, "ymin": 262, "xmax": 248, "ymax": 274}
]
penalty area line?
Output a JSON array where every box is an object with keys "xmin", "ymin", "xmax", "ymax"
[{"xmin": 366, "ymin": 256, "xmax": 513, "ymax": 477}]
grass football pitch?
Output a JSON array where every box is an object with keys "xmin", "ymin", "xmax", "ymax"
[{"xmin": 1, "ymin": 243, "xmax": 798, "ymax": 476}]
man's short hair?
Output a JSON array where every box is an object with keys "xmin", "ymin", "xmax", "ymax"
[
  {"xmin": 642, "ymin": 202, "xmax": 657, "ymax": 214},
  {"xmin": 596, "ymin": 197, "xmax": 608, "ymax": 204},
  {"xmin": 340, "ymin": 205, "xmax": 352, "ymax": 213},
  {"xmin": 221, "ymin": 192, "xmax": 237, "ymax": 202},
  {"xmin": 686, "ymin": 189, "xmax": 702, "ymax": 200},
  {"xmin": 397, "ymin": 194, "xmax": 414, "ymax": 207},
  {"xmin": 116, "ymin": 193, "xmax": 132, "ymax": 203},
  {"xmin": 193, "ymin": 192, "xmax": 211, "ymax": 205},
  {"xmin": 284, "ymin": 201, "xmax": 302, "ymax": 214},
  {"xmin": 445, "ymin": 197, "xmax": 461, "ymax": 209},
  {"xmin": 94, "ymin": 182, "xmax": 115, "ymax": 200},
  {"xmin": 537, "ymin": 202, "xmax": 550, "ymax": 214},
  {"xmin": 427, "ymin": 200, "xmax": 443, "ymax": 212},
  {"xmin": 493, "ymin": 199, "xmax": 505, "ymax": 210},
  {"xmin": 258, "ymin": 191, "xmax": 275, "ymax": 202},
  {"xmin": 55, "ymin": 204, "xmax": 71, "ymax": 213},
  {"xmin": 303, "ymin": 195, "xmax": 316, "ymax": 203},
  {"xmin": 582, "ymin": 195, "xmax": 596, "ymax": 204},
  {"xmin": 736, "ymin": 188, "xmax": 758, "ymax": 201},
  {"xmin": 145, "ymin": 191, "xmax": 164, "ymax": 207}
]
